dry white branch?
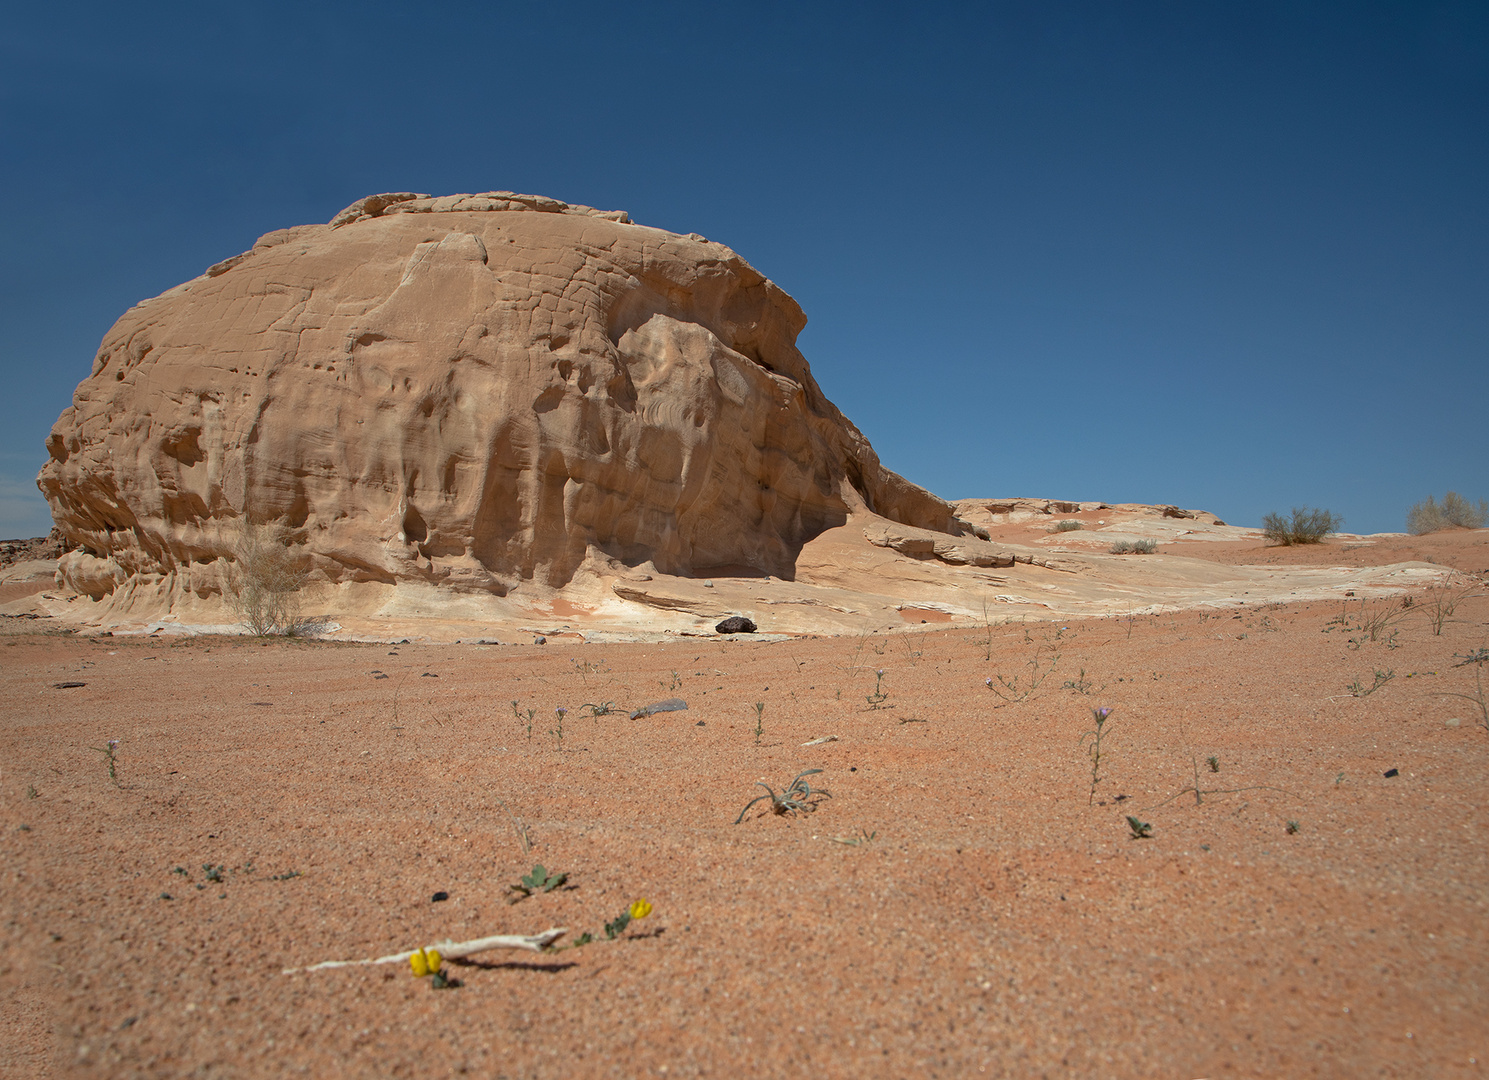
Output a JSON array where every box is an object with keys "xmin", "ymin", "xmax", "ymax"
[
  {"xmin": 283, "ymin": 927, "xmax": 568, "ymax": 974},
  {"xmin": 801, "ymin": 735, "xmax": 839, "ymax": 746}
]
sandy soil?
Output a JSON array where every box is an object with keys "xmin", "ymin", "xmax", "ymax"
[{"xmin": 2, "ymin": 534, "xmax": 1486, "ymax": 1078}]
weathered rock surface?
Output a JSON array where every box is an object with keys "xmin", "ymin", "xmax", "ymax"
[
  {"xmin": 955, "ymin": 497, "xmax": 1227, "ymax": 529},
  {"xmin": 40, "ymin": 192, "xmax": 968, "ymax": 605},
  {"xmin": 28, "ymin": 195, "xmax": 1448, "ymax": 642}
]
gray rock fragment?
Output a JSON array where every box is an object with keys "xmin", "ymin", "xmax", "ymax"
[{"xmin": 630, "ymin": 698, "xmax": 689, "ymax": 720}]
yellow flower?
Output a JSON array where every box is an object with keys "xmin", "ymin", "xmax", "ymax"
[
  {"xmin": 409, "ymin": 947, "xmax": 442, "ymax": 977},
  {"xmin": 629, "ymin": 899, "xmax": 653, "ymax": 920}
]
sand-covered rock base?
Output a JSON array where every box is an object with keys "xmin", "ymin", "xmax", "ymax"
[{"xmin": 1, "ymin": 534, "xmax": 1486, "ymax": 1078}]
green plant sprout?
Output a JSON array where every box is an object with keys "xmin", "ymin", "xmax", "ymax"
[
  {"xmin": 1146, "ymin": 764, "xmax": 1295, "ymax": 809},
  {"xmin": 985, "ymin": 641, "xmax": 1060, "ymax": 705},
  {"xmin": 1439, "ymin": 664, "xmax": 1489, "ymax": 735},
  {"xmin": 1080, "ymin": 707, "xmax": 1114, "ymax": 805},
  {"xmin": 549, "ymin": 706, "xmax": 567, "ymax": 750},
  {"xmin": 511, "ymin": 700, "xmax": 537, "ymax": 742},
  {"xmin": 1127, "ymin": 816, "xmax": 1153, "ymax": 839},
  {"xmin": 569, "ymin": 657, "xmax": 608, "ymax": 685},
  {"xmin": 506, "ymin": 863, "xmax": 568, "ymax": 903},
  {"xmin": 391, "ymin": 671, "xmax": 414, "ymax": 724},
  {"xmin": 1152, "ymin": 713, "xmax": 1293, "ymax": 809},
  {"xmin": 90, "ymin": 738, "xmax": 120, "ymax": 786},
  {"xmin": 1324, "ymin": 599, "xmax": 1406, "ymax": 650},
  {"xmin": 1418, "ymin": 582, "xmax": 1479, "ymax": 636},
  {"xmin": 829, "ymin": 828, "xmax": 878, "ymax": 846},
  {"xmin": 562, "ymin": 899, "xmax": 654, "ymax": 950},
  {"xmin": 734, "ymin": 770, "xmax": 831, "ymax": 824},
  {"xmin": 866, "ymin": 669, "xmax": 889, "ymax": 708},
  {"xmin": 1347, "ymin": 669, "xmax": 1395, "ymax": 697},
  {"xmin": 979, "ymin": 598, "xmax": 997, "ymax": 661},
  {"xmin": 493, "ymin": 796, "xmax": 532, "ymax": 855},
  {"xmin": 579, "ymin": 701, "xmax": 619, "ymax": 718},
  {"xmin": 1286, "ymin": 820, "xmax": 1300, "ymax": 835},
  {"xmin": 605, "ymin": 898, "xmax": 653, "ymax": 939},
  {"xmin": 844, "ymin": 626, "xmax": 872, "ymax": 675},
  {"xmin": 1062, "ymin": 668, "xmax": 1096, "ymax": 695},
  {"xmin": 753, "ymin": 701, "xmax": 765, "ymax": 744}
]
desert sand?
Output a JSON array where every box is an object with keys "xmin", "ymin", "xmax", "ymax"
[
  {"xmin": 2, "ymin": 527, "xmax": 1486, "ymax": 1078},
  {"xmin": 8, "ymin": 190, "xmax": 1486, "ymax": 1077}
]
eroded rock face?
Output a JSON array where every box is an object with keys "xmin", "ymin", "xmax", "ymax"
[{"xmin": 41, "ymin": 191, "xmax": 966, "ymax": 601}]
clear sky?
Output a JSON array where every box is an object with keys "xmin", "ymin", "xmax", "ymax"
[{"xmin": 2, "ymin": 1, "xmax": 1485, "ymax": 539}]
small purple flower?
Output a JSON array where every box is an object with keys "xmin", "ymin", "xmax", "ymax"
[
  {"xmin": 107, "ymin": 739, "xmax": 119, "ymax": 751},
  {"xmin": 1093, "ymin": 707, "xmax": 1112, "ymax": 722},
  {"xmin": 556, "ymin": 707, "xmax": 567, "ymax": 717},
  {"xmin": 984, "ymin": 677, "xmax": 993, "ymax": 688}
]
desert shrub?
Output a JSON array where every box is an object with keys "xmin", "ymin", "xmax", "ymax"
[
  {"xmin": 1050, "ymin": 520, "xmax": 1084, "ymax": 533},
  {"xmin": 1406, "ymin": 492, "xmax": 1488, "ymax": 535},
  {"xmin": 1261, "ymin": 507, "xmax": 1342, "ymax": 546},
  {"xmin": 230, "ymin": 523, "xmax": 310, "ymax": 635},
  {"xmin": 1110, "ymin": 538, "xmax": 1157, "ymax": 555}
]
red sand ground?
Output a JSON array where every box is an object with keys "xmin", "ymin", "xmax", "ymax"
[{"xmin": 2, "ymin": 533, "xmax": 1486, "ymax": 1079}]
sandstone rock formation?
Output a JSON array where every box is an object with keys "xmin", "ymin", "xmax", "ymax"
[
  {"xmin": 953, "ymin": 498, "xmax": 1227, "ymax": 528},
  {"xmin": 40, "ymin": 192, "xmax": 970, "ymax": 606}
]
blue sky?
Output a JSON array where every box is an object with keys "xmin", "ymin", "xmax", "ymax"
[{"xmin": 2, "ymin": 1, "xmax": 1485, "ymax": 538}]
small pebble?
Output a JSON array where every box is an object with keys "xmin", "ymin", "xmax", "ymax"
[
  {"xmin": 432, "ymin": 891, "xmax": 449, "ymax": 902},
  {"xmin": 1384, "ymin": 768, "xmax": 1399, "ymax": 778},
  {"xmin": 1445, "ymin": 717, "xmax": 1461, "ymax": 727}
]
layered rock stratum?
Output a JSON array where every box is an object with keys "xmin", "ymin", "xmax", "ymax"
[{"xmin": 40, "ymin": 192, "xmax": 967, "ymax": 610}]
